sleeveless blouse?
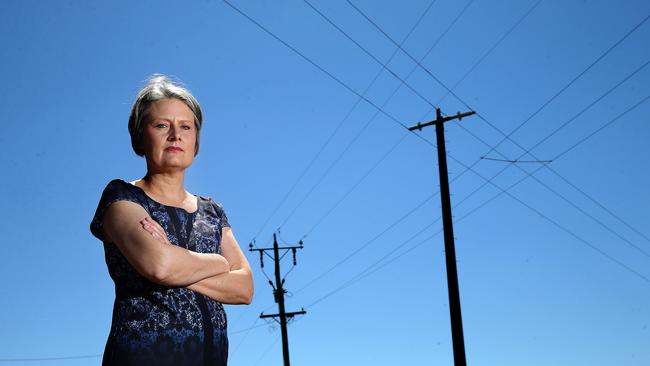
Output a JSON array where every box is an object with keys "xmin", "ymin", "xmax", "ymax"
[{"xmin": 90, "ymin": 179, "xmax": 230, "ymax": 366}]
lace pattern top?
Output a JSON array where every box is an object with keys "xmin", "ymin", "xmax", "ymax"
[{"xmin": 90, "ymin": 179, "xmax": 230, "ymax": 366}]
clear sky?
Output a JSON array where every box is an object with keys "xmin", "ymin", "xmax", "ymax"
[{"xmin": 1, "ymin": 0, "xmax": 649, "ymax": 365}]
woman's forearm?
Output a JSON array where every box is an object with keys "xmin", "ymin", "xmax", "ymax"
[
  {"xmin": 139, "ymin": 213, "xmax": 253, "ymax": 299},
  {"xmin": 187, "ymin": 268, "xmax": 254, "ymax": 305},
  {"xmin": 154, "ymin": 246, "xmax": 232, "ymax": 286},
  {"xmin": 138, "ymin": 216, "xmax": 231, "ymax": 286}
]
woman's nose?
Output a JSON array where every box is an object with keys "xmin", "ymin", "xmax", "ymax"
[{"xmin": 168, "ymin": 125, "xmax": 182, "ymax": 140}]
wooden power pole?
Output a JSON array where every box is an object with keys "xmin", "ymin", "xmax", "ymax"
[
  {"xmin": 250, "ymin": 233, "xmax": 305, "ymax": 366},
  {"xmin": 409, "ymin": 107, "xmax": 475, "ymax": 366}
]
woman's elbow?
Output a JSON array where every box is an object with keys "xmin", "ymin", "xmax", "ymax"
[
  {"xmin": 242, "ymin": 288, "xmax": 253, "ymax": 305},
  {"xmin": 240, "ymin": 270, "xmax": 254, "ymax": 305},
  {"xmin": 143, "ymin": 252, "xmax": 176, "ymax": 285}
]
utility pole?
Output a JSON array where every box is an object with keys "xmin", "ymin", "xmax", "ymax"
[
  {"xmin": 249, "ymin": 233, "xmax": 306, "ymax": 366},
  {"xmin": 409, "ymin": 107, "xmax": 475, "ymax": 366}
]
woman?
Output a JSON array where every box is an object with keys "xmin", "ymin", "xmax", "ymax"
[{"xmin": 90, "ymin": 74, "xmax": 253, "ymax": 366}]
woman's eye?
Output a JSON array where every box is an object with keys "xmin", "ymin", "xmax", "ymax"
[
  {"xmin": 182, "ymin": 125, "xmax": 192, "ymax": 130},
  {"xmin": 156, "ymin": 124, "xmax": 167, "ymax": 128}
]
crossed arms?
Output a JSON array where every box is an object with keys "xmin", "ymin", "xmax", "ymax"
[{"xmin": 102, "ymin": 200, "xmax": 253, "ymax": 305}]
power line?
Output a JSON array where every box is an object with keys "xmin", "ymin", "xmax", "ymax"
[
  {"xmin": 306, "ymin": 159, "xmax": 562, "ymax": 309},
  {"xmin": 454, "ymin": 65, "xmax": 650, "ymax": 258},
  {"xmin": 305, "ymin": 98, "xmax": 650, "ymax": 308},
  {"xmin": 551, "ymin": 95, "xmax": 650, "ymax": 160},
  {"xmin": 296, "ymin": 0, "xmax": 544, "ymax": 256},
  {"xmin": 315, "ymin": 0, "xmax": 650, "ymax": 282},
  {"xmin": 278, "ymin": 0, "xmax": 476, "ymax": 230},
  {"xmin": 435, "ymin": 0, "xmax": 543, "ymax": 106},
  {"xmin": 250, "ymin": 0, "xmax": 433, "ymax": 238},
  {"xmin": 305, "ymin": 96, "xmax": 650, "ymax": 305},
  {"xmin": 252, "ymin": 335, "xmax": 281, "ymax": 366},
  {"xmin": 273, "ymin": 0, "xmax": 440, "ymax": 230},
  {"xmin": 344, "ymin": 1, "xmax": 650, "ymax": 244},
  {"xmin": 345, "ymin": 0, "xmax": 648, "ymax": 185},
  {"xmin": 303, "ymin": 0, "xmax": 443, "ymax": 111},
  {"xmin": 305, "ymin": 0, "xmax": 475, "ymax": 117},
  {"xmin": 221, "ymin": 4, "xmax": 644, "ymax": 358},
  {"xmin": 0, "ymin": 319, "xmax": 282, "ymax": 363},
  {"xmin": 295, "ymin": 118, "xmax": 527, "ymax": 297},
  {"xmin": 292, "ymin": 2, "xmax": 616, "ymax": 254},
  {"xmin": 294, "ymin": 191, "xmax": 436, "ymax": 295},
  {"xmin": 483, "ymin": 13, "xmax": 649, "ymax": 159},
  {"xmin": 230, "ymin": 319, "xmax": 269, "ymax": 335},
  {"xmin": 343, "ymin": 0, "xmax": 650, "ymax": 260},
  {"xmin": 294, "ymin": 84, "xmax": 650, "ymax": 311},
  {"xmin": 346, "ymin": 0, "xmax": 649, "ymax": 162},
  {"xmin": 306, "ymin": 224, "xmax": 442, "ymax": 309},
  {"xmin": 225, "ymin": 0, "xmax": 649, "ymax": 274},
  {"xmin": 0, "ymin": 355, "xmax": 102, "ymax": 362},
  {"xmin": 440, "ymin": 140, "xmax": 650, "ymax": 285},
  {"xmin": 301, "ymin": 131, "xmax": 411, "ymax": 237},
  {"xmin": 480, "ymin": 157, "xmax": 551, "ymax": 163},
  {"xmin": 451, "ymin": 40, "xmax": 650, "ymax": 251},
  {"xmin": 230, "ymin": 0, "xmax": 437, "ymax": 242},
  {"xmin": 223, "ymin": 0, "xmax": 650, "ymax": 291},
  {"xmin": 232, "ymin": 0, "xmax": 541, "ymax": 250},
  {"xmin": 528, "ymin": 59, "xmax": 650, "ymax": 155},
  {"xmin": 546, "ymin": 166, "xmax": 650, "ymax": 244}
]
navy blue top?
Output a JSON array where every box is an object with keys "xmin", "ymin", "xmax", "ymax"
[{"xmin": 90, "ymin": 179, "xmax": 230, "ymax": 366}]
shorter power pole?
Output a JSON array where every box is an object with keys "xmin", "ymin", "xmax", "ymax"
[
  {"xmin": 409, "ymin": 107, "xmax": 475, "ymax": 366},
  {"xmin": 249, "ymin": 233, "xmax": 306, "ymax": 366}
]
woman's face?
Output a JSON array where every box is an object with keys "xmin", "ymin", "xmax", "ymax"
[{"xmin": 141, "ymin": 98, "xmax": 197, "ymax": 173}]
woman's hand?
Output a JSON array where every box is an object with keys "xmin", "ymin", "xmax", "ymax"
[{"xmin": 140, "ymin": 217, "xmax": 172, "ymax": 245}]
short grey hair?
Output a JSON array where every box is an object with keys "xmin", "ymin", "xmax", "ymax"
[{"xmin": 128, "ymin": 74, "xmax": 203, "ymax": 157}]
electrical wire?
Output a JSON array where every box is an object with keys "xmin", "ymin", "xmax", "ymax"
[
  {"xmin": 0, "ymin": 317, "xmax": 279, "ymax": 366},
  {"xmin": 278, "ymin": 0, "xmax": 475, "ymax": 230},
  {"xmin": 223, "ymin": 0, "xmax": 650, "ymax": 291},
  {"xmin": 248, "ymin": 0, "xmax": 438, "ymax": 241},
  {"xmin": 301, "ymin": 130, "xmax": 411, "ymax": 237},
  {"xmin": 346, "ymin": 0, "xmax": 649, "ymax": 161},
  {"xmin": 453, "ymin": 67, "xmax": 650, "ymax": 258},
  {"xmin": 296, "ymin": 0, "xmax": 544, "ymax": 245},
  {"xmin": 302, "ymin": 0, "xmax": 445, "ymax": 112},
  {"xmin": 442, "ymin": 137, "xmax": 650, "ymax": 285},
  {"xmin": 305, "ymin": 97, "xmax": 650, "ymax": 308},
  {"xmin": 435, "ymin": 0, "xmax": 543, "ymax": 106},
  {"xmin": 343, "ymin": 0, "xmax": 650, "ymax": 259},
  {"xmin": 298, "ymin": 91, "xmax": 649, "ymax": 302},
  {"xmin": 275, "ymin": 0, "xmax": 441, "ymax": 229},
  {"xmin": 281, "ymin": 0, "xmax": 475, "ymax": 230},
  {"xmin": 528, "ymin": 59, "xmax": 650, "ymax": 155},
  {"xmin": 294, "ymin": 191, "xmax": 436, "ymax": 295},
  {"xmin": 306, "ymin": 224, "xmax": 442, "ymax": 309},
  {"xmin": 251, "ymin": 335, "xmax": 281, "ymax": 366},
  {"xmin": 298, "ymin": 0, "xmax": 650, "ymax": 263},
  {"xmin": 230, "ymin": 318, "xmax": 262, "ymax": 358},
  {"xmin": 0, "ymin": 355, "xmax": 102, "ymax": 362},
  {"xmin": 295, "ymin": 94, "xmax": 650, "ymax": 300},
  {"xmin": 551, "ymin": 95, "xmax": 650, "ymax": 161}
]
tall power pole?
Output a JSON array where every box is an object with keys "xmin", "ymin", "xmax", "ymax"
[
  {"xmin": 249, "ymin": 233, "xmax": 306, "ymax": 366},
  {"xmin": 409, "ymin": 107, "xmax": 475, "ymax": 366}
]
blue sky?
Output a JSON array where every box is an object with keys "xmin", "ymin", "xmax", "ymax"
[{"xmin": 1, "ymin": 0, "xmax": 649, "ymax": 365}]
